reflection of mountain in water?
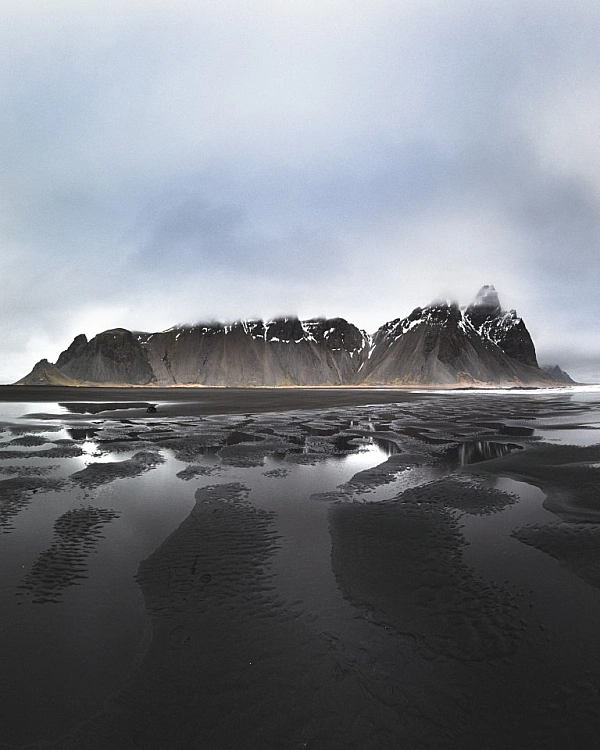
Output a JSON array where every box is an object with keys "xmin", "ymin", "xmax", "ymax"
[
  {"xmin": 459, "ymin": 441, "xmax": 522, "ymax": 465},
  {"xmin": 373, "ymin": 438, "xmax": 401, "ymax": 455},
  {"xmin": 67, "ymin": 428, "xmax": 99, "ymax": 441},
  {"xmin": 477, "ymin": 422, "xmax": 534, "ymax": 437}
]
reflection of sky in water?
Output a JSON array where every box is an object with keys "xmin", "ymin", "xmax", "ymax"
[
  {"xmin": 0, "ymin": 456, "xmax": 198, "ymax": 743},
  {"xmin": 75, "ymin": 439, "xmax": 134, "ymax": 464},
  {"xmin": 535, "ymin": 427, "xmax": 600, "ymax": 446},
  {"xmin": 2, "ymin": 393, "xmax": 600, "ymax": 746},
  {"xmin": 0, "ymin": 404, "xmax": 392, "ymax": 745},
  {"xmin": 213, "ymin": 445, "xmax": 393, "ymax": 635},
  {"xmin": 461, "ymin": 477, "xmax": 600, "ymax": 692},
  {"xmin": 567, "ymin": 386, "xmax": 600, "ymax": 402},
  {"xmin": 0, "ymin": 402, "xmax": 69, "ymax": 420}
]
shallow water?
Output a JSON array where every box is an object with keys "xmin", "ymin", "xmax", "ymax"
[
  {"xmin": 462, "ymin": 477, "xmax": 600, "ymax": 679},
  {"xmin": 535, "ymin": 425, "xmax": 600, "ymax": 446},
  {"xmin": 0, "ymin": 456, "xmax": 192, "ymax": 742},
  {"xmin": 1, "ymin": 391, "xmax": 600, "ymax": 748},
  {"xmin": 0, "ymin": 407, "xmax": 392, "ymax": 745}
]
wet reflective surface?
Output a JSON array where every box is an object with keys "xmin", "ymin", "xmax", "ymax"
[
  {"xmin": 456, "ymin": 440, "xmax": 523, "ymax": 464},
  {"xmin": 0, "ymin": 389, "xmax": 600, "ymax": 748}
]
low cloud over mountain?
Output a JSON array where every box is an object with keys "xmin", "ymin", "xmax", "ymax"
[{"xmin": 18, "ymin": 288, "xmax": 570, "ymax": 388}]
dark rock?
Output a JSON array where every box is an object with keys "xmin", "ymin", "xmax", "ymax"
[
  {"xmin": 18, "ymin": 288, "xmax": 571, "ymax": 387},
  {"xmin": 136, "ymin": 316, "xmax": 368, "ymax": 386},
  {"xmin": 55, "ymin": 328, "xmax": 154, "ymax": 385},
  {"xmin": 542, "ymin": 365, "xmax": 577, "ymax": 384},
  {"xmin": 55, "ymin": 334, "xmax": 89, "ymax": 369},
  {"xmin": 362, "ymin": 298, "xmax": 548, "ymax": 386},
  {"xmin": 465, "ymin": 285, "xmax": 538, "ymax": 367},
  {"xmin": 15, "ymin": 359, "xmax": 78, "ymax": 386}
]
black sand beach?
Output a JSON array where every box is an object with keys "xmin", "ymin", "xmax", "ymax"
[
  {"xmin": 1, "ymin": 386, "xmax": 600, "ymax": 748},
  {"xmin": 0, "ymin": 384, "xmax": 454, "ymax": 418}
]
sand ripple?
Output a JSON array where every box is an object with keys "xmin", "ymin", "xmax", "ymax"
[
  {"xmin": 513, "ymin": 522, "xmax": 600, "ymax": 589},
  {"xmin": 330, "ymin": 482, "xmax": 524, "ymax": 663},
  {"xmin": 70, "ymin": 451, "xmax": 164, "ymax": 487},
  {"xmin": 17, "ymin": 506, "xmax": 120, "ymax": 603},
  {"xmin": 0, "ymin": 477, "xmax": 66, "ymax": 533}
]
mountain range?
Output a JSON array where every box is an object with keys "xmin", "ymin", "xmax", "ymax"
[{"xmin": 18, "ymin": 286, "xmax": 572, "ymax": 387}]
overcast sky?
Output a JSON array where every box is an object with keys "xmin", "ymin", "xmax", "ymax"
[{"xmin": 2, "ymin": 0, "xmax": 600, "ymax": 383}]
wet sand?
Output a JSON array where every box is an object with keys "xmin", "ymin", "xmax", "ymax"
[
  {"xmin": 1, "ymin": 387, "xmax": 600, "ymax": 748},
  {"xmin": 1, "ymin": 383, "xmax": 573, "ymax": 419},
  {"xmin": 1, "ymin": 384, "xmax": 431, "ymax": 418}
]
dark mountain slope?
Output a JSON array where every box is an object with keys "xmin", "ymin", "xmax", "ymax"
[
  {"xmin": 464, "ymin": 285, "xmax": 538, "ymax": 367},
  {"xmin": 16, "ymin": 359, "xmax": 80, "ymax": 386},
  {"xmin": 361, "ymin": 291, "xmax": 554, "ymax": 386},
  {"xmin": 542, "ymin": 365, "xmax": 576, "ymax": 384},
  {"xmin": 54, "ymin": 329, "xmax": 155, "ymax": 385},
  {"xmin": 137, "ymin": 317, "xmax": 368, "ymax": 386},
  {"xmin": 16, "ymin": 288, "xmax": 570, "ymax": 387}
]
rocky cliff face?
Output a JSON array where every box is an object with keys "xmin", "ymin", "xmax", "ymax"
[
  {"xmin": 360, "ymin": 293, "xmax": 549, "ymax": 386},
  {"xmin": 15, "ymin": 359, "xmax": 79, "ymax": 386},
  {"xmin": 542, "ymin": 365, "xmax": 576, "ymax": 384},
  {"xmin": 136, "ymin": 317, "xmax": 368, "ymax": 386},
  {"xmin": 52, "ymin": 329, "xmax": 155, "ymax": 385},
  {"xmin": 17, "ymin": 289, "xmax": 570, "ymax": 387},
  {"xmin": 464, "ymin": 285, "xmax": 538, "ymax": 368}
]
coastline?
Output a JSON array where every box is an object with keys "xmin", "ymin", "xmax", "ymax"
[
  {"xmin": 1, "ymin": 388, "xmax": 600, "ymax": 747},
  {"xmin": 5, "ymin": 382, "xmax": 580, "ymax": 390},
  {"xmin": 0, "ymin": 383, "xmax": 586, "ymax": 421}
]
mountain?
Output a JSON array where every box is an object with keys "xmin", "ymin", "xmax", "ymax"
[
  {"xmin": 15, "ymin": 359, "xmax": 80, "ymax": 386},
  {"xmin": 17, "ymin": 288, "xmax": 571, "ymax": 387},
  {"xmin": 464, "ymin": 285, "xmax": 538, "ymax": 367},
  {"xmin": 360, "ymin": 289, "xmax": 551, "ymax": 385},
  {"xmin": 54, "ymin": 329, "xmax": 155, "ymax": 385},
  {"xmin": 19, "ymin": 318, "xmax": 369, "ymax": 387},
  {"xmin": 136, "ymin": 317, "xmax": 368, "ymax": 386},
  {"xmin": 542, "ymin": 364, "xmax": 576, "ymax": 384}
]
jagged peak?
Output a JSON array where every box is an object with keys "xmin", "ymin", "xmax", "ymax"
[
  {"xmin": 376, "ymin": 301, "xmax": 464, "ymax": 343},
  {"xmin": 467, "ymin": 285, "xmax": 502, "ymax": 314},
  {"xmin": 470, "ymin": 284, "xmax": 502, "ymax": 310},
  {"xmin": 137, "ymin": 316, "xmax": 368, "ymax": 349}
]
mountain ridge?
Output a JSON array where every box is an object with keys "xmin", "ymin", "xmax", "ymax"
[{"xmin": 17, "ymin": 287, "xmax": 574, "ymax": 387}]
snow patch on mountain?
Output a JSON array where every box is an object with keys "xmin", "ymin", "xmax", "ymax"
[{"xmin": 18, "ymin": 287, "xmax": 570, "ymax": 387}]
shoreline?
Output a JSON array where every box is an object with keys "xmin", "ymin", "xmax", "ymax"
[
  {"xmin": 5, "ymin": 382, "xmax": 582, "ymax": 390},
  {"xmin": 0, "ymin": 383, "xmax": 591, "ymax": 420}
]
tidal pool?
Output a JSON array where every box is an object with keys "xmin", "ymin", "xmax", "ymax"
[{"xmin": 1, "ymin": 388, "xmax": 600, "ymax": 749}]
